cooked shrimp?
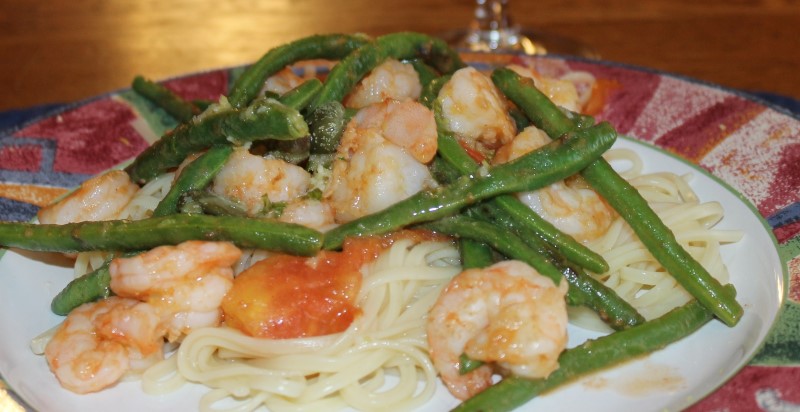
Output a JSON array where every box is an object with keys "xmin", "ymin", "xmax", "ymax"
[
  {"xmin": 109, "ymin": 241, "xmax": 242, "ymax": 341},
  {"xmin": 493, "ymin": 126, "xmax": 615, "ymax": 243},
  {"xmin": 278, "ymin": 198, "xmax": 336, "ymax": 231},
  {"xmin": 210, "ymin": 147, "xmax": 312, "ymax": 216},
  {"xmin": 44, "ymin": 297, "xmax": 164, "ymax": 394},
  {"xmin": 324, "ymin": 99, "xmax": 438, "ymax": 223},
  {"xmin": 437, "ymin": 66, "xmax": 517, "ymax": 155},
  {"xmin": 344, "ymin": 98, "xmax": 438, "ymax": 163},
  {"xmin": 507, "ymin": 64, "xmax": 582, "ymax": 113},
  {"xmin": 37, "ymin": 170, "xmax": 139, "ymax": 224},
  {"xmin": 262, "ymin": 67, "xmax": 305, "ymax": 95},
  {"xmin": 345, "ymin": 58, "xmax": 422, "ymax": 109},
  {"xmin": 426, "ymin": 260, "xmax": 569, "ymax": 400}
]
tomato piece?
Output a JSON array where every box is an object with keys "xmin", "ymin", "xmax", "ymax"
[{"xmin": 222, "ymin": 230, "xmax": 449, "ymax": 339}]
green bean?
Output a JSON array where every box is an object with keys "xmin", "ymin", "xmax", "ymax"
[
  {"xmin": 322, "ymin": 122, "xmax": 616, "ymax": 249},
  {"xmin": 425, "ymin": 215, "xmax": 643, "ymax": 329},
  {"xmin": 132, "ymin": 76, "xmax": 199, "ymax": 123},
  {"xmin": 425, "ymin": 216, "xmax": 571, "ymax": 296},
  {"xmin": 492, "ymin": 196, "xmax": 608, "ymax": 273},
  {"xmin": 151, "ymin": 145, "xmax": 233, "ymax": 216},
  {"xmin": 309, "ymin": 32, "xmax": 465, "ymax": 111},
  {"xmin": 459, "ymin": 238, "xmax": 495, "ymax": 270},
  {"xmin": 452, "ymin": 285, "xmax": 735, "ymax": 412},
  {"xmin": 459, "ymin": 353, "xmax": 486, "ymax": 375},
  {"xmin": 51, "ymin": 261, "xmax": 112, "ymax": 315},
  {"xmin": 125, "ymin": 97, "xmax": 308, "ymax": 184},
  {"xmin": 278, "ymin": 78, "xmax": 323, "ymax": 111},
  {"xmin": 228, "ymin": 33, "xmax": 370, "ymax": 108},
  {"xmin": 307, "ymin": 100, "xmax": 347, "ymax": 154},
  {"xmin": 180, "ymin": 191, "xmax": 250, "ymax": 217},
  {"xmin": 491, "ymin": 67, "xmax": 743, "ymax": 327},
  {"xmin": 0, "ymin": 215, "xmax": 322, "ymax": 256},
  {"xmin": 419, "ymin": 74, "xmax": 450, "ymax": 109},
  {"xmin": 407, "ymin": 58, "xmax": 440, "ymax": 90}
]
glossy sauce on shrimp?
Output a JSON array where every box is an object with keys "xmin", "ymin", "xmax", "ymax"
[
  {"xmin": 427, "ymin": 260, "xmax": 569, "ymax": 400},
  {"xmin": 494, "ymin": 126, "xmax": 616, "ymax": 243},
  {"xmin": 37, "ymin": 170, "xmax": 139, "ymax": 225},
  {"xmin": 44, "ymin": 241, "xmax": 242, "ymax": 393},
  {"xmin": 323, "ymin": 98, "xmax": 438, "ymax": 222},
  {"xmin": 436, "ymin": 66, "xmax": 517, "ymax": 157}
]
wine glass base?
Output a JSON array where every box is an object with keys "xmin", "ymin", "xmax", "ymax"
[{"xmin": 439, "ymin": 27, "xmax": 600, "ymax": 59}]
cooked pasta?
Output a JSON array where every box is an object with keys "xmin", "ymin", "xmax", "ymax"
[
  {"xmin": 140, "ymin": 239, "xmax": 461, "ymax": 412},
  {"xmin": 581, "ymin": 148, "xmax": 743, "ymax": 322}
]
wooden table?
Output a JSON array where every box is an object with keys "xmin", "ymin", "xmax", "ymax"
[{"xmin": 0, "ymin": 0, "xmax": 798, "ymax": 111}]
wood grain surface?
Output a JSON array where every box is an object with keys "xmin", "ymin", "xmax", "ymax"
[{"xmin": 0, "ymin": 0, "xmax": 798, "ymax": 111}]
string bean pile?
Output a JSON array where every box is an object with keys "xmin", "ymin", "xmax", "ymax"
[{"xmin": 0, "ymin": 31, "xmax": 743, "ymax": 411}]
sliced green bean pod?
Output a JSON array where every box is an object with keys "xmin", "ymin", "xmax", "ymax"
[
  {"xmin": 151, "ymin": 145, "xmax": 234, "ymax": 216},
  {"xmin": 132, "ymin": 75, "xmax": 199, "ymax": 123},
  {"xmin": 322, "ymin": 122, "xmax": 616, "ymax": 249},
  {"xmin": 278, "ymin": 78, "xmax": 323, "ymax": 111},
  {"xmin": 228, "ymin": 33, "xmax": 370, "ymax": 108},
  {"xmin": 458, "ymin": 238, "xmax": 495, "ymax": 270},
  {"xmin": 491, "ymin": 67, "xmax": 742, "ymax": 327},
  {"xmin": 51, "ymin": 261, "xmax": 113, "ymax": 315},
  {"xmin": 125, "ymin": 97, "xmax": 308, "ymax": 184},
  {"xmin": 0, "ymin": 215, "xmax": 322, "ymax": 256},
  {"xmin": 452, "ymin": 285, "xmax": 735, "ymax": 412}
]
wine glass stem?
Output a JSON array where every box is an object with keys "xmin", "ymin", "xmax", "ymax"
[{"xmin": 473, "ymin": 0, "xmax": 512, "ymax": 32}]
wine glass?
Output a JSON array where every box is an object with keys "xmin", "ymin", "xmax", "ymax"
[{"xmin": 440, "ymin": 0, "xmax": 599, "ymax": 58}]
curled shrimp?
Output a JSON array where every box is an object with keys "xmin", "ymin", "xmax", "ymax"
[
  {"xmin": 45, "ymin": 241, "xmax": 241, "ymax": 394},
  {"xmin": 493, "ymin": 126, "xmax": 616, "ymax": 243},
  {"xmin": 110, "ymin": 240, "xmax": 242, "ymax": 342},
  {"xmin": 37, "ymin": 170, "xmax": 139, "ymax": 224},
  {"xmin": 507, "ymin": 64, "xmax": 583, "ymax": 113},
  {"xmin": 436, "ymin": 66, "xmax": 517, "ymax": 155},
  {"xmin": 44, "ymin": 297, "xmax": 164, "ymax": 394},
  {"xmin": 345, "ymin": 58, "xmax": 422, "ymax": 109},
  {"xmin": 427, "ymin": 260, "xmax": 569, "ymax": 400},
  {"xmin": 210, "ymin": 147, "xmax": 312, "ymax": 216},
  {"xmin": 324, "ymin": 99, "xmax": 438, "ymax": 223}
]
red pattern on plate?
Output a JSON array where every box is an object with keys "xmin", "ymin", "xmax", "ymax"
[
  {"xmin": 162, "ymin": 70, "xmax": 230, "ymax": 101},
  {"xmin": 686, "ymin": 365, "xmax": 800, "ymax": 412},
  {"xmin": 12, "ymin": 98, "xmax": 150, "ymax": 175},
  {"xmin": 570, "ymin": 61, "xmax": 661, "ymax": 135},
  {"xmin": 0, "ymin": 144, "xmax": 41, "ymax": 172},
  {"xmin": 654, "ymin": 95, "xmax": 765, "ymax": 162}
]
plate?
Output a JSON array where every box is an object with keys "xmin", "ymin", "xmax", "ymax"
[{"xmin": 0, "ymin": 53, "xmax": 796, "ymax": 411}]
